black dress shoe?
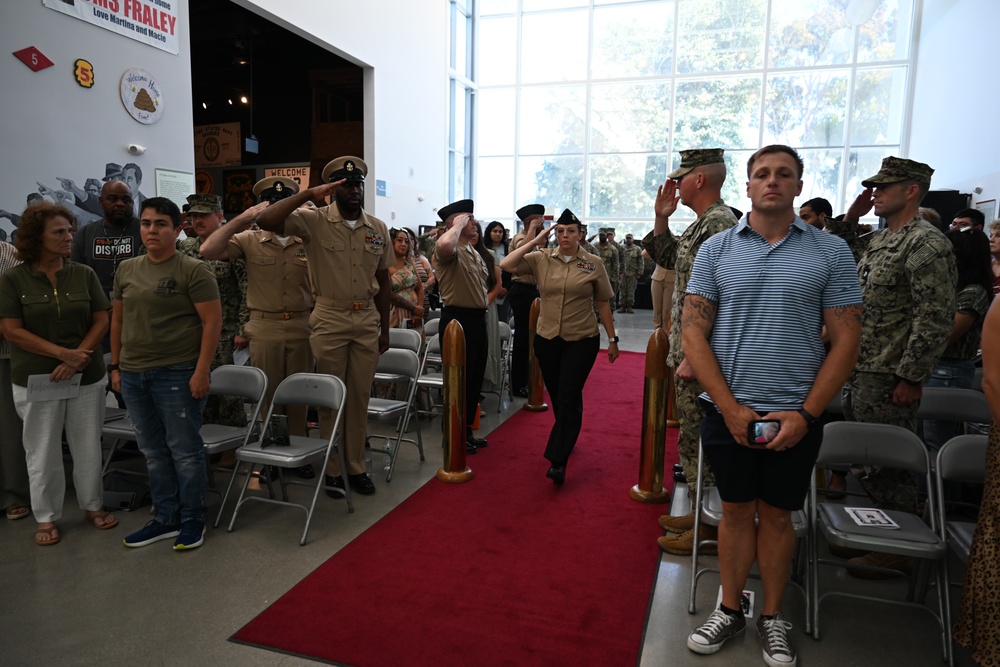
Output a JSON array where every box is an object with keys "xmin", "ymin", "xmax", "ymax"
[
  {"xmin": 546, "ymin": 465, "xmax": 566, "ymax": 485},
  {"xmin": 465, "ymin": 441, "xmax": 478, "ymax": 455},
  {"xmin": 467, "ymin": 435, "xmax": 488, "ymax": 447},
  {"xmin": 672, "ymin": 463, "xmax": 684, "ymax": 473},
  {"xmin": 348, "ymin": 473, "xmax": 376, "ymax": 495},
  {"xmin": 293, "ymin": 464, "xmax": 315, "ymax": 479},
  {"xmin": 673, "ymin": 471, "xmax": 687, "ymax": 483},
  {"xmin": 325, "ymin": 474, "xmax": 346, "ymax": 499}
]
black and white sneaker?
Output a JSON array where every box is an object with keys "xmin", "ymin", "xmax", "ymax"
[
  {"xmin": 757, "ymin": 612, "xmax": 796, "ymax": 667},
  {"xmin": 687, "ymin": 609, "xmax": 746, "ymax": 654}
]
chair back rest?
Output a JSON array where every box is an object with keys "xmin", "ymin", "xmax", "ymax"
[
  {"xmin": 916, "ymin": 386, "xmax": 992, "ymax": 424},
  {"xmin": 389, "ymin": 328, "xmax": 422, "ymax": 354},
  {"xmin": 273, "ymin": 373, "xmax": 346, "ymax": 411},
  {"xmin": 377, "ymin": 348, "xmax": 420, "ymax": 378},
  {"xmin": 936, "ymin": 434, "xmax": 988, "ymax": 484},
  {"xmin": 209, "ymin": 365, "xmax": 268, "ymax": 403},
  {"xmin": 971, "ymin": 368, "xmax": 983, "ymax": 392},
  {"xmin": 424, "ymin": 318, "xmax": 440, "ymax": 338},
  {"xmin": 819, "ymin": 421, "xmax": 930, "ymax": 474},
  {"xmin": 425, "ymin": 333, "xmax": 441, "ymax": 356},
  {"xmin": 498, "ymin": 321, "xmax": 512, "ymax": 343}
]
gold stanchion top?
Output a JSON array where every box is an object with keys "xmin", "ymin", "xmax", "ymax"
[
  {"xmin": 644, "ymin": 327, "xmax": 669, "ymax": 379},
  {"xmin": 442, "ymin": 319, "xmax": 466, "ymax": 367}
]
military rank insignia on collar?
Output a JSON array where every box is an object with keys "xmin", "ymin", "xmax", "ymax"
[{"xmin": 577, "ymin": 260, "xmax": 596, "ymax": 272}]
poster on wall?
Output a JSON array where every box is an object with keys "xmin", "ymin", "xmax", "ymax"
[
  {"xmin": 194, "ymin": 123, "xmax": 241, "ymax": 168},
  {"xmin": 154, "ymin": 168, "xmax": 194, "ymax": 211},
  {"xmin": 42, "ymin": 0, "xmax": 180, "ymax": 56},
  {"xmin": 120, "ymin": 68, "xmax": 163, "ymax": 124},
  {"xmin": 264, "ymin": 166, "xmax": 311, "ymax": 192},
  {"xmin": 223, "ymin": 169, "xmax": 256, "ymax": 215}
]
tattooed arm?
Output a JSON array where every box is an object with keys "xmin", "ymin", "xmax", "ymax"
[{"xmin": 681, "ymin": 293, "xmax": 758, "ymax": 446}]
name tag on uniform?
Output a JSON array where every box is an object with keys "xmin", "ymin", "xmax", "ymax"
[{"xmin": 577, "ymin": 261, "xmax": 596, "ymax": 273}]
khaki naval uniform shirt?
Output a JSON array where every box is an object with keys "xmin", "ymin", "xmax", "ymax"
[
  {"xmin": 510, "ymin": 232, "xmax": 539, "ymax": 286},
  {"xmin": 433, "ymin": 243, "xmax": 488, "ymax": 309},
  {"xmin": 226, "ymin": 230, "xmax": 313, "ymax": 315},
  {"xmin": 516, "ymin": 247, "xmax": 613, "ymax": 341}
]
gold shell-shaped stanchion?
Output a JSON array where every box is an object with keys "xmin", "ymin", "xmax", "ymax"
[
  {"xmin": 665, "ymin": 317, "xmax": 679, "ymax": 428},
  {"xmin": 523, "ymin": 297, "xmax": 548, "ymax": 412},
  {"xmin": 437, "ymin": 319, "xmax": 473, "ymax": 483},
  {"xmin": 630, "ymin": 327, "xmax": 671, "ymax": 503}
]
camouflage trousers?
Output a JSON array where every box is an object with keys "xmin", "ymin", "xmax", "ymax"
[
  {"xmin": 620, "ymin": 275, "xmax": 637, "ymax": 309},
  {"xmin": 203, "ymin": 336, "xmax": 248, "ymax": 429},
  {"xmin": 843, "ymin": 371, "xmax": 918, "ymax": 513},
  {"xmin": 608, "ymin": 279, "xmax": 619, "ymax": 310},
  {"xmin": 675, "ymin": 374, "xmax": 714, "ymax": 498}
]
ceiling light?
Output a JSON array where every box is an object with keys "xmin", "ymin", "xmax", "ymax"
[
  {"xmin": 228, "ymin": 98, "xmax": 233, "ymax": 105},
  {"xmin": 201, "ymin": 102, "xmax": 207, "ymax": 109},
  {"xmin": 240, "ymin": 95, "xmax": 248, "ymax": 104}
]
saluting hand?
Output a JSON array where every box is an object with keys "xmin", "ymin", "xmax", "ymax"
[
  {"xmin": 310, "ymin": 179, "xmax": 345, "ymax": 202},
  {"xmin": 229, "ymin": 201, "xmax": 270, "ymax": 229},
  {"xmin": 846, "ymin": 187, "xmax": 875, "ymax": 220},
  {"xmin": 654, "ymin": 178, "xmax": 680, "ymax": 220}
]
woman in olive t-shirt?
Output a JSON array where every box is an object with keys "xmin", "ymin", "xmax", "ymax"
[{"xmin": 0, "ymin": 203, "xmax": 116, "ymax": 546}]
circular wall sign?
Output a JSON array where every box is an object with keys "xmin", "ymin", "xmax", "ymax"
[{"xmin": 120, "ymin": 67, "xmax": 163, "ymax": 124}]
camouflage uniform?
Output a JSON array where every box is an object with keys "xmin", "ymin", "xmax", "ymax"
[
  {"xmin": 844, "ymin": 158, "xmax": 957, "ymax": 513},
  {"xmin": 619, "ymin": 242, "xmax": 643, "ymax": 311},
  {"xmin": 418, "ymin": 228, "xmax": 440, "ymax": 259},
  {"xmin": 825, "ymin": 216, "xmax": 873, "ymax": 263},
  {"xmin": 179, "ymin": 236, "xmax": 250, "ymax": 429},
  {"xmin": 594, "ymin": 237, "xmax": 620, "ymax": 310},
  {"xmin": 641, "ymin": 198, "xmax": 737, "ymax": 491}
]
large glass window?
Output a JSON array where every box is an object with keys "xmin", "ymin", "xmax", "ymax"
[
  {"xmin": 475, "ymin": 0, "xmax": 917, "ymax": 234},
  {"xmin": 448, "ymin": 0, "xmax": 475, "ymax": 202}
]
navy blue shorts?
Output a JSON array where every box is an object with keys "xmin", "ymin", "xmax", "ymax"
[{"xmin": 699, "ymin": 405, "xmax": 822, "ymax": 512}]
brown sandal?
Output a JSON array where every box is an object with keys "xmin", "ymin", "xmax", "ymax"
[
  {"xmin": 6, "ymin": 504, "xmax": 30, "ymax": 520},
  {"xmin": 84, "ymin": 510, "xmax": 119, "ymax": 530},
  {"xmin": 35, "ymin": 524, "xmax": 61, "ymax": 546}
]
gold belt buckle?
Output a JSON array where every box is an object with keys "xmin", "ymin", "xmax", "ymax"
[
  {"xmin": 351, "ymin": 301, "xmax": 364, "ymax": 310},
  {"xmin": 281, "ymin": 312, "xmax": 293, "ymax": 320}
]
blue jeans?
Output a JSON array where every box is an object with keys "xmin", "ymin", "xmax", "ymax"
[
  {"xmin": 120, "ymin": 363, "xmax": 208, "ymax": 525},
  {"xmin": 920, "ymin": 358, "xmax": 977, "ymax": 454}
]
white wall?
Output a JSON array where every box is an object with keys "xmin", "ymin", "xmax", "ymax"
[
  {"xmin": 0, "ymin": 1, "xmax": 193, "ymax": 240},
  {"xmin": 239, "ymin": 0, "xmax": 450, "ymax": 229},
  {"xmin": 909, "ymin": 0, "xmax": 1000, "ymax": 213}
]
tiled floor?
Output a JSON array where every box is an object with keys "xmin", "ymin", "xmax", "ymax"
[{"xmin": 0, "ymin": 307, "xmax": 971, "ymax": 666}]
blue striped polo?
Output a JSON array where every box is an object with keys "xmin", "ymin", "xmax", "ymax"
[{"xmin": 685, "ymin": 216, "xmax": 862, "ymax": 412}]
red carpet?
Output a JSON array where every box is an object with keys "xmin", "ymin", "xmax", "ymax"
[{"xmin": 231, "ymin": 350, "xmax": 679, "ymax": 666}]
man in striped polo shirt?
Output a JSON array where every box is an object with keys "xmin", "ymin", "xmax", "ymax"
[{"xmin": 681, "ymin": 145, "xmax": 863, "ymax": 667}]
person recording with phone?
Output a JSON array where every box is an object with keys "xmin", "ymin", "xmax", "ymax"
[{"xmin": 681, "ymin": 145, "xmax": 862, "ymax": 667}]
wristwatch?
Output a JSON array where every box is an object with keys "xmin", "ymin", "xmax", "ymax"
[
  {"xmin": 108, "ymin": 363, "xmax": 120, "ymax": 372},
  {"xmin": 609, "ymin": 336, "xmax": 620, "ymax": 344},
  {"xmin": 797, "ymin": 407, "xmax": 818, "ymax": 428}
]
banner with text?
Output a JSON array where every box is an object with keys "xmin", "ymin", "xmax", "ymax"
[{"xmin": 43, "ymin": 0, "xmax": 180, "ymax": 56}]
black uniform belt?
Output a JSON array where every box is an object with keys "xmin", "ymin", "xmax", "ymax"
[
  {"xmin": 250, "ymin": 309, "xmax": 311, "ymax": 321},
  {"xmin": 442, "ymin": 305, "xmax": 487, "ymax": 318}
]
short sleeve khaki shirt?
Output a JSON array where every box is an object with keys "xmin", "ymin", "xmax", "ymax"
[
  {"xmin": 517, "ymin": 248, "xmax": 613, "ymax": 341},
  {"xmin": 227, "ymin": 230, "xmax": 313, "ymax": 313},
  {"xmin": 433, "ymin": 243, "xmax": 488, "ymax": 309},
  {"xmin": 284, "ymin": 203, "xmax": 390, "ymax": 301}
]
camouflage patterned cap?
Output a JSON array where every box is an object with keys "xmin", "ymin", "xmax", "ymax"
[
  {"xmin": 668, "ymin": 148, "xmax": 725, "ymax": 179},
  {"xmin": 186, "ymin": 194, "xmax": 222, "ymax": 213},
  {"xmin": 861, "ymin": 156, "xmax": 934, "ymax": 188},
  {"xmin": 322, "ymin": 156, "xmax": 368, "ymax": 183}
]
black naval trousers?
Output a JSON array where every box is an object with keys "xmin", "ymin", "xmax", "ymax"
[{"xmin": 532, "ymin": 334, "xmax": 600, "ymax": 466}]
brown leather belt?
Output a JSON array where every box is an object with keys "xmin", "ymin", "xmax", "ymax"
[{"xmin": 250, "ymin": 309, "xmax": 311, "ymax": 320}]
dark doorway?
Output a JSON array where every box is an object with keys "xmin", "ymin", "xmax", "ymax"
[{"xmin": 190, "ymin": 0, "xmax": 364, "ymax": 187}]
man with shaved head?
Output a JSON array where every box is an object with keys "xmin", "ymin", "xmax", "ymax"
[{"xmin": 641, "ymin": 148, "xmax": 738, "ymax": 555}]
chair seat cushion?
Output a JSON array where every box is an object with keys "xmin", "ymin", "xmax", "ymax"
[
  {"xmin": 946, "ymin": 520, "xmax": 975, "ymax": 563},
  {"xmin": 367, "ymin": 397, "xmax": 408, "ymax": 418},
  {"xmin": 201, "ymin": 424, "xmax": 249, "ymax": 454},
  {"xmin": 236, "ymin": 434, "xmax": 330, "ymax": 467},
  {"xmin": 818, "ymin": 502, "xmax": 945, "ymax": 557}
]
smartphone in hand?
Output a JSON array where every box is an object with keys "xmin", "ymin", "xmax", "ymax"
[{"xmin": 747, "ymin": 420, "xmax": 780, "ymax": 446}]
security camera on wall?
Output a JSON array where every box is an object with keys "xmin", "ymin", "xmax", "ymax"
[{"xmin": 127, "ymin": 144, "xmax": 146, "ymax": 156}]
